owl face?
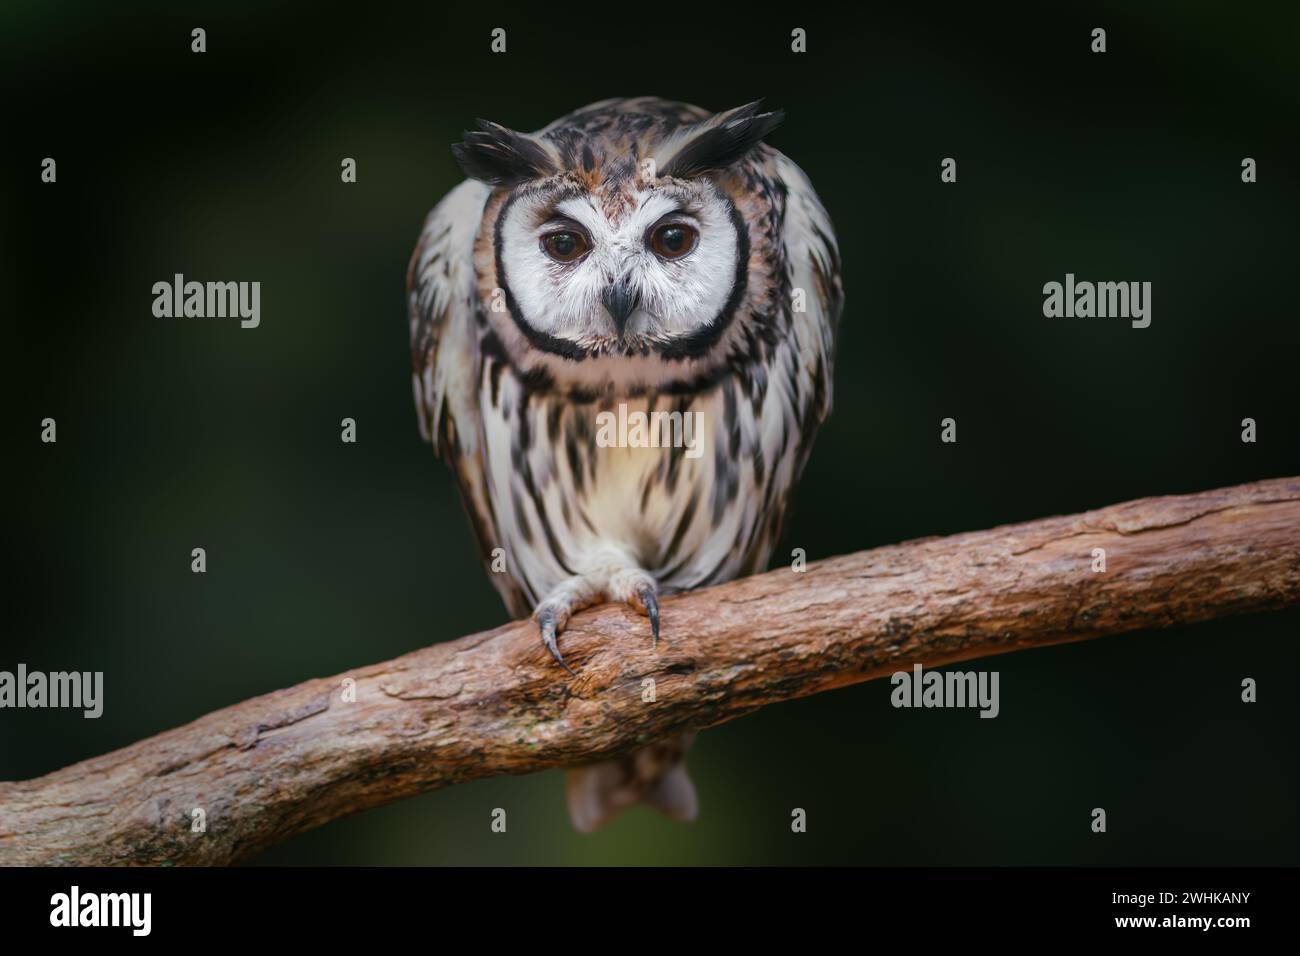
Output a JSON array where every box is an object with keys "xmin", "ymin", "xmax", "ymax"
[
  {"xmin": 495, "ymin": 172, "xmax": 742, "ymax": 359},
  {"xmin": 451, "ymin": 101, "xmax": 784, "ymax": 394}
]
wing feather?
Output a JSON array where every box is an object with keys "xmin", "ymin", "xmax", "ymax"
[
  {"xmin": 773, "ymin": 152, "xmax": 843, "ymax": 426},
  {"xmin": 408, "ymin": 179, "xmax": 530, "ymax": 611},
  {"xmin": 408, "ymin": 178, "xmax": 490, "ymax": 448}
]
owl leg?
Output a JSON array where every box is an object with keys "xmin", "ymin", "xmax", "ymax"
[{"xmin": 533, "ymin": 563, "xmax": 661, "ymax": 672}]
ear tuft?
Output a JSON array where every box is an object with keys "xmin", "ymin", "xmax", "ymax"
[
  {"xmin": 659, "ymin": 101, "xmax": 784, "ymax": 179},
  {"xmin": 451, "ymin": 120, "xmax": 555, "ymax": 187}
]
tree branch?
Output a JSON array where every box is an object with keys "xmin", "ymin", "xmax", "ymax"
[{"xmin": 2, "ymin": 477, "xmax": 1297, "ymax": 865}]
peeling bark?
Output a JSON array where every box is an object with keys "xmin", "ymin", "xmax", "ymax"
[{"xmin": 1, "ymin": 476, "xmax": 1297, "ymax": 865}]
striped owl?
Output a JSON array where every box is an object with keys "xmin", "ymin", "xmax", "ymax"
[{"xmin": 408, "ymin": 97, "xmax": 842, "ymax": 832}]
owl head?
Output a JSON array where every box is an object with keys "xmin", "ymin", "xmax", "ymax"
[{"xmin": 452, "ymin": 99, "xmax": 786, "ymax": 394}]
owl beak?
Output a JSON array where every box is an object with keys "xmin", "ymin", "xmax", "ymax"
[{"xmin": 602, "ymin": 281, "xmax": 640, "ymax": 336}]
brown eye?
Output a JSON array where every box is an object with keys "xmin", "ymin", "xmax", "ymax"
[
  {"xmin": 542, "ymin": 230, "xmax": 589, "ymax": 262},
  {"xmin": 649, "ymin": 222, "xmax": 698, "ymax": 259}
]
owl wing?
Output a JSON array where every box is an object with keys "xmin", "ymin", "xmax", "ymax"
[
  {"xmin": 774, "ymin": 152, "xmax": 843, "ymax": 426},
  {"xmin": 408, "ymin": 179, "xmax": 530, "ymax": 615}
]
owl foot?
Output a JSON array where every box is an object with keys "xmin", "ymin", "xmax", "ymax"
[
  {"xmin": 533, "ymin": 568, "xmax": 661, "ymax": 672},
  {"xmin": 537, "ymin": 606, "xmax": 577, "ymax": 676},
  {"xmin": 624, "ymin": 581, "xmax": 660, "ymax": 648},
  {"xmin": 609, "ymin": 568, "xmax": 660, "ymax": 649}
]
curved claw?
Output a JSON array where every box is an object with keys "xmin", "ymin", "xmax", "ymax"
[
  {"xmin": 538, "ymin": 610, "xmax": 577, "ymax": 676},
  {"xmin": 638, "ymin": 585, "xmax": 660, "ymax": 648}
]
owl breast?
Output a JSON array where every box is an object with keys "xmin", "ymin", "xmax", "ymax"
[{"xmin": 477, "ymin": 355, "xmax": 811, "ymax": 616}]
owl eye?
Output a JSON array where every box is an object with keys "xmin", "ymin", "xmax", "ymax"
[
  {"xmin": 649, "ymin": 222, "xmax": 698, "ymax": 260},
  {"xmin": 541, "ymin": 229, "xmax": 590, "ymax": 263}
]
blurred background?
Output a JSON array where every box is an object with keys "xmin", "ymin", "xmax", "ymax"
[{"xmin": 3, "ymin": 1, "xmax": 1298, "ymax": 864}]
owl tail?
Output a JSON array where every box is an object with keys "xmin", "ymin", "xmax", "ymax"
[{"xmin": 565, "ymin": 732, "xmax": 698, "ymax": 833}]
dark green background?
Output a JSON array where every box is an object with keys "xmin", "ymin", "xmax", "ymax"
[{"xmin": 4, "ymin": 2, "xmax": 1297, "ymax": 864}]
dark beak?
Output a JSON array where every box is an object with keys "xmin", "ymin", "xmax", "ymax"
[{"xmin": 602, "ymin": 280, "xmax": 639, "ymax": 335}]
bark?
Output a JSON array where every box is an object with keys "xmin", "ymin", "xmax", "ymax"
[{"xmin": 2, "ymin": 476, "xmax": 1297, "ymax": 865}]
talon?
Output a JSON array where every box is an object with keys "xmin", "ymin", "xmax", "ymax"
[
  {"xmin": 638, "ymin": 585, "xmax": 660, "ymax": 648},
  {"xmin": 539, "ymin": 611, "xmax": 577, "ymax": 676}
]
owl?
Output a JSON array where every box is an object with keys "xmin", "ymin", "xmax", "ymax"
[{"xmin": 408, "ymin": 97, "xmax": 842, "ymax": 832}]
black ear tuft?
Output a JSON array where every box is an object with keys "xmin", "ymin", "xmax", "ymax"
[
  {"xmin": 451, "ymin": 120, "xmax": 555, "ymax": 187},
  {"xmin": 660, "ymin": 101, "xmax": 784, "ymax": 179}
]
